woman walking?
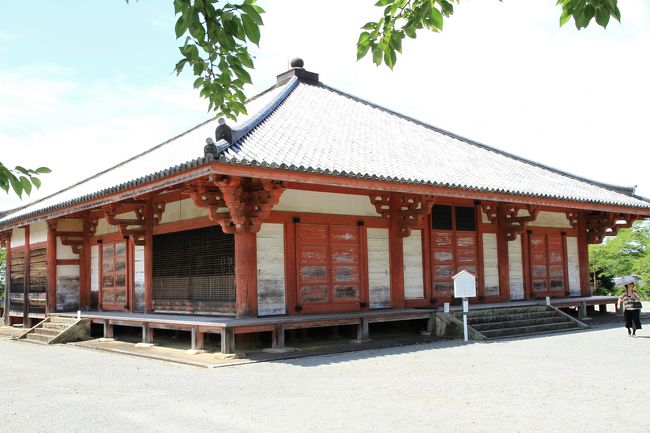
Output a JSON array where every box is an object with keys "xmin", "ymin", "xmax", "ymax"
[{"xmin": 617, "ymin": 281, "xmax": 642, "ymax": 337}]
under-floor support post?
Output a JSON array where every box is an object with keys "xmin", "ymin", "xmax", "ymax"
[
  {"xmin": 272, "ymin": 325, "xmax": 285, "ymax": 349},
  {"xmin": 221, "ymin": 328, "xmax": 235, "ymax": 354},
  {"xmin": 142, "ymin": 324, "xmax": 153, "ymax": 343},
  {"xmin": 191, "ymin": 327, "xmax": 205, "ymax": 351},
  {"xmin": 356, "ymin": 318, "xmax": 369, "ymax": 341},
  {"xmin": 103, "ymin": 320, "xmax": 113, "ymax": 338},
  {"xmin": 579, "ymin": 302, "xmax": 588, "ymax": 319},
  {"xmin": 424, "ymin": 312, "xmax": 435, "ymax": 335}
]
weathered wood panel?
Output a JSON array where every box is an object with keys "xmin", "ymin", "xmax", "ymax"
[
  {"xmin": 257, "ymin": 223, "xmax": 286, "ymax": 316},
  {"xmin": 29, "ymin": 247, "xmax": 47, "ymax": 293},
  {"xmin": 403, "ymin": 230, "xmax": 423, "ymax": 299},
  {"xmin": 56, "ymin": 264, "xmax": 79, "ymax": 311},
  {"xmin": 275, "ymin": 189, "xmax": 377, "ymax": 216},
  {"xmin": 134, "ymin": 244, "xmax": 145, "ymax": 312},
  {"xmin": 29, "ymin": 221, "xmax": 48, "ymax": 244},
  {"xmin": 482, "ymin": 233, "xmax": 499, "ymax": 296},
  {"xmin": 159, "ymin": 198, "xmax": 210, "ymax": 224},
  {"xmin": 508, "ymin": 238, "xmax": 524, "ymax": 300},
  {"xmin": 527, "ymin": 211, "xmax": 572, "ymax": 228},
  {"xmin": 367, "ymin": 228, "xmax": 390, "ymax": 309},
  {"xmin": 566, "ymin": 236, "xmax": 580, "ymax": 296}
]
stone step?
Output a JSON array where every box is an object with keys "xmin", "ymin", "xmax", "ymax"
[
  {"xmin": 466, "ymin": 306, "xmax": 551, "ymax": 317},
  {"xmin": 468, "ymin": 311, "xmax": 558, "ymax": 325},
  {"xmin": 480, "ymin": 321, "xmax": 578, "ymax": 339},
  {"xmin": 32, "ymin": 328, "xmax": 61, "ymax": 337},
  {"xmin": 470, "ymin": 316, "xmax": 571, "ymax": 331},
  {"xmin": 42, "ymin": 322, "xmax": 70, "ymax": 331},
  {"xmin": 25, "ymin": 333, "xmax": 52, "ymax": 343},
  {"xmin": 50, "ymin": 316, "xmax": 78, "ymax": 325}
]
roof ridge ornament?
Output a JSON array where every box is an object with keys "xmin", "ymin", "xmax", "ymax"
[
  {"xmin": 205, "ymin": 118, "xmax": 233, "ymax": 159},
  {"xmin": 276, "ymin": 57, "xmax": 319, "ymax": 84}
]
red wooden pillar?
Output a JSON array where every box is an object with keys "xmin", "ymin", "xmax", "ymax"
[
  {"xmin": 46, "ymin": 221, "xmax": 57, "ymax": 314},
  {"xmin": 79, "ymin": 216, "xmax": 91, "ymax": 310},
  {"xmin": 23, "ymin": 225, "xmax": 30, "ymax": 328},
  {"xmin": 235, "ymin": 230, "xmax": 257, "ymax": 318},
  {"xmin": 144, "ymin": 200, "xmax": 154, "ymax": 312},
  {"xmin": 495, "ymin": 204, "xmax": 510, "ymax": 300},
  {"xmin": 576, "ymin": 211, "xmax": 591, "ymax": 296},
  {"xmin": 388, "ymin": 193, "xmax": 405, "ymax": 309},
  {"xmin": 3, "ymin": 233, "xmax": 11, "ymax": 325}
]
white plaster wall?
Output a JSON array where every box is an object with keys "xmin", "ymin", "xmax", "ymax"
[
  {"xmin": 566, "ymin": 236, "xmax": 581, "ymax": 296},
  {"xmin": 134, "ymin": 244, "xmax": 145, "ymax": 312},
  {"xmin": 95, "ymin": 219, "xmax": 119, "ymax": 236},
  {"xmin": 159, "ymin": 198, "xmax": 210, "ymax": 224},
  {"xmin": 403, "ymin": 230, "xmax": 424, "ymax": 299},
  {"xmin": 257, "ymin": 223, "xmax": 286, "ymax": 316},
  {"xmin": 90, "ymin": 245, "xmax": 99, "ymax": 292},
  {"xmin": 508, "ymin": 237, "xmax": 524, "ymax": 300},
  {"xmin": 482, "ymin": 233, "xmax": 499, "ymax": 296},
  {"xmin": 528, "ymin": 211, "xmax": 572, "ymax": 228},
  {"xmin": 10, "ymin": 228, "xmax": 25, "ymax": 248},
  {"xmin": 56, "ymin": 238, "xmax": 79, "ymax": 260},
  {"xmin": 367, "ymin": 228, "xmax": 390, "ymax": 308},
  {"xmin": 275, "ymin": 190, "xmax": 377, "ymax": 216},
  {"xmin": 29, "ymin": 221, "xmax": 48, "ymax": 244}
]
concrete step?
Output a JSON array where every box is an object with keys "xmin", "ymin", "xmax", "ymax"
[
  {"xmin": 468, "ymin": 311, "xmax": 558, "ymax": 325},
  {"xmin": 50, "ymin": 316, "xmax": 78, "ymax": 325},
  {"xmin": 470, "ymin": 316, "xmax": 571, "ymax": 331},
  {"xmin": 466, "ymin": 306, "xmax": 551, "ymax": 317},
  {"xmin": 32, "ymin": 328, "xmax": 61, "ymax": 337},
  {"xmin": 480, "ymin": 321, "xmax": 578, "ymax": 339},
  {"xmin": 42, "ymin": 322, "xmax": 70, "ymax": 331},
  {"xmin": 25, "ymin": 333, "xmax": 52, "ymax": 343}
]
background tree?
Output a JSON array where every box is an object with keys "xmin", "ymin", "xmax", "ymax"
[
  {"xmin": 0, "ymin": 164, "xmax": 50, "ymax": 200},
  {"xmin": 589, "ymin": 220, "xmax": 650, "ymax": 298}
]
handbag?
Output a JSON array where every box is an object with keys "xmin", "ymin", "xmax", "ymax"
[{"xmin": 632, "ymin": 301, "xmax": 643, "ymax": 309}]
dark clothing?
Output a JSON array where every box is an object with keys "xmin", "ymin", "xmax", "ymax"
[{"xmin": 624, "ymin": 309, "xmax": 642, "ymax": 331}]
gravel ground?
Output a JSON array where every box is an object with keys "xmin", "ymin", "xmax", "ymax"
[{"xmin": 1, "ymin": 317, "xmax": 649, "ymax": 433}]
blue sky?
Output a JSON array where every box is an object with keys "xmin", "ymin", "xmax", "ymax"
[{"xmin": 1, "ymin": 1, "xmax": 649, "ymax": 211}]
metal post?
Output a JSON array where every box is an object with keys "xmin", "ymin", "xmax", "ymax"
[{"xmin": 462, "ymin": 297, "xmax": 469, "ymax": 343}]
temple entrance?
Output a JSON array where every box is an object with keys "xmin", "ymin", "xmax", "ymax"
[
  {"xmin": 296, "ymin": 223, "xmax": 362, "ymax": 314},
  {"xmin": 100, "ymin": 241, "xmax": 128, "ymax": 311},
  {"xmin": 152, "ymin": 226, "xmax": 235, "ymax": 314},
  {"xmin": 528, "ymin": 233, "xmax": 567, "ymax": 297}
]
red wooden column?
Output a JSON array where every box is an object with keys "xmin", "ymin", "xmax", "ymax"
[
  {"xmin": 46, "ymin": 221, "xmax": 57, "ymax": 314},
  {"xmin": 388, "ymin": 193, "xmax": 405, "ymax": 309},
  {"xmin": 144, "ymin": 199, "xmax": 154, "ymax": 312},
  {"xmin": 2, "ymin": 232, "xmax": 11, "ymax": 325},
  {"xmin": 576, "ymin": 210, "xmax": 591, "ymax": 296},
  {"xmin": 495, "ymin": 204, "xmax": 510, "ymax": 300},
  {"xmin": 23, "ymin": 225, "xmax": 30, "ymax": 328},
  {"xmin": 78, "ymin": 216, "xmax": 91, "ymax": 310},
  {"xmin": 235, "ymin": 230, "xmax": 257, "ymax": 318}
]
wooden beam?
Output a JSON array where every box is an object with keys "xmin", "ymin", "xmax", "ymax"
[
  {"xmin": 144, "ymin": 199, "xmax": 154, "ymax": 312},
  {"xmin": 235, "ymin": 231, "xmax": 257, "ymax": 318},
  {"xmin": 23, "ymin": 225, "xmax": 30, "ymax": 327},
  {"xmin": 46, "ymin": 221, "xmax": 57, "ymax": 314},
  {"xmin": 576, "ymin": 211, "xmax": 591, "ymax": 296},
  {"xmin": 79, "ymin": 215, "xmax": 91, "ymax": 310},
  {"xmin": 495, "ymin": 204, "xmax": 510, "ymax": 300}
]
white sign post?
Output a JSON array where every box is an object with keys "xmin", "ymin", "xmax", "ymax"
[{"xmin": 453, "ymin": 270, "xmax": 477, "ymax": 343}]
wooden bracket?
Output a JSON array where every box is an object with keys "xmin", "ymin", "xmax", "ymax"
[
  {"xmin": 565, "ymin": 211, "xmax": 579, "ymax": 229},
  {"xmin": 58, "ymin": 231, "xmax": 84, "ymax": 254},
  {"xmin": 190, "ymin": 176, "xmax": 284, "ymax": 233},
  {"xmin": 152, "ymin": 201, "xmax": 166, "ymax": 225},
  {"xmin": 369, "ymin": 193, "xmax": 436, "ymax": 237},
  {"xmin": 47, "ymin": 219, "xmax": 58, "ymax": 231},
  {"xmin": 503, "ymin": 204, "xmax": 539, "ymax": 241},
  {"xmin": 103, "ymin": 204, "xmax": 146, "ymax": 245},
  {"xmin": 481, "ymin": 202, "xmax": 498, "ymax": 224},
  {"xmin": 586, "ymin": 212, "xmax": 639, "ymax": 244},
  {"xmin": 0, "ymin": 230, "xmax": 11, "ymax": 248}
]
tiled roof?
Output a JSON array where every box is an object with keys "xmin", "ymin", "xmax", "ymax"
[{"xmin": 1, "ymin": 71, "xmax": 649, "ymax": 228}]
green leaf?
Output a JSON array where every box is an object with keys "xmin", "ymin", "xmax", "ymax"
[
  {"xmin": 241, "ymin": 14, "xmax": 260, "ymax": 45},
  {"xmin": 236, "ymin": 51, "xmax": 254, "ymax": 68},
  {"xmin": 357, "ymin": 42, "xmax": 371, "ymax": 60},
  {"xmin": 35, "ymin": 167, "xmax": 51, "ymax": 174},
  {"xmin": 239, "ymin": 4, "xmax": 264, "ymax": 25},
  {"xmin": 375, "ymin": 0, "xmax": 393, "ymax": 6},
  {"xmin": 20, "ymin": 176, "xmax": 32, "ymax": 196},
  {"xmin": 372, "ymin": 46, "xmax": 383, "ymax": 65},
  {"xmin": 30, "ymin": 176, "xmax": 41, "ymax": 189},
  {"xmin": 559, "ymin": 10, "xmax": 571, "ymax": 27},
  {"xmin": 595, "ymin": 7, "xmax": 611, "ymax": 27},
  {"xmin": 383, "ymin": 46, "xmax": 396, "ymax": 69},
  {"xmin": 429, "ymin": 6, "xmax": 444, "ymax": 30},
  {"xmin": 175, "ymin": 15, "xmax": 187, "ymax": 38},
  {"xmin": 174, "ymin": 58, "xmax": 188, "ymax": 75},
  {"xmin": 9, "ymin": 175, "xmax": 22, "ymax": 198}
]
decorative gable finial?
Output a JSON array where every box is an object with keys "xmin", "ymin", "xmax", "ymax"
[
  {"xmin": 204, "ymin": 137, "xmax": 217, "ymax": 158},
  {"xmin": 215, "ymin": 117, "xmax": 233, "ymax": 144}
]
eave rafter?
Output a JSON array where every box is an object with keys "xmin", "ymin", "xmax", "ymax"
[
  {"xmin": 585, "ymin": 211, "xmax": 640, "ymax": 244},
  {"xmin": 370, "ymin": 193, "xmax": 436, "ymax": 237},
  {"xmin": 189, "ymin": 175, "xmax": 285, "ymax": 234}
]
